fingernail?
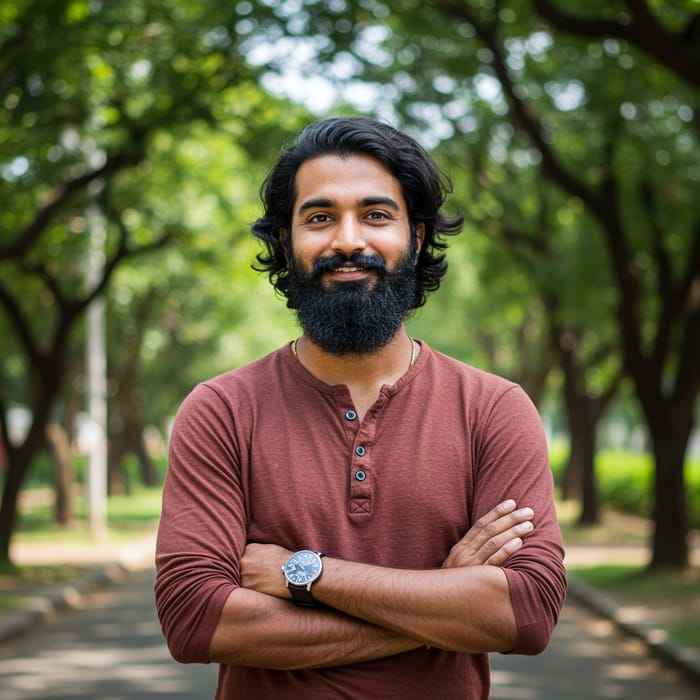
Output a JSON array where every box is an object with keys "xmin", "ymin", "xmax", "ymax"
[{"xmin": 502, "ymin": 499, "xmax": 516, "ymax": 509}]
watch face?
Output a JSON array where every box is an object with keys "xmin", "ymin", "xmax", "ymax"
[{"xmin": 284, "ymin": 550, "xmax": 322, "ymax": 585}]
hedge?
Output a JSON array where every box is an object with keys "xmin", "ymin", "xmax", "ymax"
[{"xmin": 550, "ymin": 447, "xmax": 700, "ymax": 530}]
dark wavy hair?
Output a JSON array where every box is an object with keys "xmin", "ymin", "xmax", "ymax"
[{"xmin": 252, "ymin": 117, "xmax": 464, "ymax": 309}]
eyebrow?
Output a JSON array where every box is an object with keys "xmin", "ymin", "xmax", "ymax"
[{"xmin": 297, "ymin": 196, "xmax": 401, "ymax": 216}]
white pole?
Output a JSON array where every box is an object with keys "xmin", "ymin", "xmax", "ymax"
[{"xmin": 86, "ymin": 201, "xmax": 108, "ymax": 542}]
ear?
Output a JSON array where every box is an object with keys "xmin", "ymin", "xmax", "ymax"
[{"xmin": 413, "ymin": 222, "xmax": 425, "ymax": 261}]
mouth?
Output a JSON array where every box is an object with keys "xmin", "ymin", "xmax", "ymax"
[
  {"xmin": 310, "ymin": 253, "xmax": 387, "ymax": 281},
  {"xmin": 332, "ymin": 265, "xmax": 363, "ymax": 273}
]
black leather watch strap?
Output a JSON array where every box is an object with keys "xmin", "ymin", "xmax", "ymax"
[{"xmin": 287, "ymin": 583, "xmax": 317, "ymax": 607}]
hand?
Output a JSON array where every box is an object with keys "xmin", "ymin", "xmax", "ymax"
[
  {"xmin": 240, "ymin": 542, "xmax": 292, "ymax": 598},
  {"xmin": 442, "ymin": 500, "xmax": 534, "ymax": 569}
]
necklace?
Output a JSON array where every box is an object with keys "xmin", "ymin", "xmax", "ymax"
[
  {"xmin": 292, "ymin": 337, "xmax": 417, "ymax": 369},
  {"xmin": 408, "ymin": 336, "xmax": 416, "ymax": 369}
]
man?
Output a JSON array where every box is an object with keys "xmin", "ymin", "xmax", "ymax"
[{"xmin": 155, "ymin": 117, "xmax": 566, "ymax": 699}]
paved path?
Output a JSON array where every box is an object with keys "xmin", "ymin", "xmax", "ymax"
[
  {"xmin": 491, "ymin": 597, "xmax": 697, "ymax": 699},
  {"xmin": 1, "ymin": 568, "xmax": 698, "ymax": 699}
]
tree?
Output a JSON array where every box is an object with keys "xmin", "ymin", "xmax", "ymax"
[
  {"xmin": 456, "ymin": 0, "xmax": 700, "ymax": 569},
  {"xmin": 260, "ymin": 0, "xmax": 700, "ymax": 567},
  {"xmin": 103, "ymin": 123, "xmax": 301, "ymax": 492},
  {"xmin": 0, "ymin": 0, "xmax": 301, "ymax": 564}
]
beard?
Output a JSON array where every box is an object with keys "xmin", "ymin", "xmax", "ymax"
[{"xmin": 287, "ymin": 247, "xmax": 417, "ymax": 356}]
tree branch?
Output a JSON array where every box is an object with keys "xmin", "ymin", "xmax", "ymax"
[
  {"xmin": 532, "ymin": 0, "xmax": 700, "ymax": 89},
  {"xmin": 0, "ymin": 282, "xmax": 42, "ymax": 366},
  {"xmin": 444, "ymin": 1, "xmax": 606, "ymax": 216},
  {"xmin": 0, "ymin": 143, "xmax": 146, "ymax": 263},
  {"xmin": 0, "ymin": 392, "xmax": 12, "ymax": 464},
  {"xmin": 439, "ymin": 0, "xmax": 651, "ymax": 383},
  {"xmin": 78, "ymin": 206, "xmax": 176, "ymax": 315}
]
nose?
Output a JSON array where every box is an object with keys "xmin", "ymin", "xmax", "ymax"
[{"xmin": 330, "ymin": 215, "xmax": 366, "ymax": 256}]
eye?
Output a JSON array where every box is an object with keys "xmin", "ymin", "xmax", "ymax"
[
  {"xmin": 365, "ymin": 210, "xmax": 393, "ymax": 221},
  {"xmin": 307, "ymin": 213, "xmax": 333, "ymax": 224}
]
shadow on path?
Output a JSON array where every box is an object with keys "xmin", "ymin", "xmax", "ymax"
[{"xmin": 1, "ymin": 569, "xmax": 698, "ymax": 699}]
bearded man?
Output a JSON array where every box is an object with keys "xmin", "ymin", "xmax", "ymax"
[{"xmin": 155, "ymin": 117, "xmax": 566, "ymax": 699}]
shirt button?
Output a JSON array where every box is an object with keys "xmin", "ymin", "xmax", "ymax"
[
  {"xmin": 355, "ymin": 445, "xmax": 366, "ymax": 457},
  {"xmin": 355, "ymin": 470, "xmax": 367, "ymax": 481},
  {"xmin": 345, "ymin": 410, "xmax": 357, "ymax": 421}
]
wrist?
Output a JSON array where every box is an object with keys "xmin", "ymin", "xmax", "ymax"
[{"xmin": 282, "ymin": 550, "xmax": 325, "ymax": 607}]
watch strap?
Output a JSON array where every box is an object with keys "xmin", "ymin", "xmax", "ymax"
[{"xmin": 287, "ymin": 583, "xmax": 317, "ymax": 607}]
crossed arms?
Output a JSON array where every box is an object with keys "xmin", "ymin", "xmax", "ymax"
[{"xmin": 208, "ymin": 499, "xmax": 535, "ymax": 670}]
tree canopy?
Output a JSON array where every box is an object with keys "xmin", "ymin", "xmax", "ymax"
[{"xmin": 1, "ymin": 0, "xmax": 698, "ymax": 570}]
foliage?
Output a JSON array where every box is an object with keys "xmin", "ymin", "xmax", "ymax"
[
  {"xmin": 2, "ymin": 0, "xmax": 699, "ymax": 570},
  {"xmin": 0, "ymin": 0, "xmax": 308, "ymax": 563},
  {"xmin": 0, "ymin": 0, "xmax": 305, "ymax": 415},
  {"xmin": 267, "ymin": 0, "xmax": 700, "ymax": 567},
  {"xmin": 552, "ymin": 448, "xmax": 700, "ymax": 529}
]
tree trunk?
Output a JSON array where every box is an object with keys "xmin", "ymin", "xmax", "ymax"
[
  {"xmin": 0, "ymin": 340, "xmax": 66, "ymax": 564},
  {"xmin": 136, "ymin": 430, "xmax": 158, "ymax": 487},
  {"xmin": 0, "ymin": 422, "xmax": 45, "ymax": 563},
  {"xmin": 561, "ymin": 396, "xmax": 600, "ymax": 525},
  {"xmin": 551, "ymin": 321, "xmax": 609, "ymax": 525},
  {"xmin": 648, "ymin": 409, "xmax": 692, "ymax": 570},
  {"xmin": 46, "ymin": 421, "xmax": 74, "ymax": 527},
  {"xmin": 577, "ymin": 412, "xmax": 599, "ymax": 526},
  {"xmin": 107, "ymin": 432, "xmax": 128, "ymax": 496},
  {"xmin": 561, "ymin": 418, "xmax": 583, "ymax": 502}
]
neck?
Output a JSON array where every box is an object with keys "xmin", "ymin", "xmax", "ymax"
[{"xmin": 293, "ymin": 327, "xmax": 416, "ymax": 388}]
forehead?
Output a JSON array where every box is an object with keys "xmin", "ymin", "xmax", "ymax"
[{"xmin": 293, "ymin": 154, "xmax": 406, "ymax": 212}]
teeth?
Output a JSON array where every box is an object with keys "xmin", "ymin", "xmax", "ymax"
[{"xmin": 334, "ymin": 266, "xmax": 360, "ymax": 272}]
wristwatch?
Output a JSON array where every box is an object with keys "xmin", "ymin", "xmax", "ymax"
[{"xmin": 282, "ymin": 550, "xmax": 325, "ymax": 607}]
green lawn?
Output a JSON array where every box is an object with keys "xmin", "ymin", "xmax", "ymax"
[
  {"xmin": 569, "ymin": 563, "xmax": 700, "ymax": 649},
  {"xmin": 14, "ymin": 487, "xmax": 163, "ymax": 543}
]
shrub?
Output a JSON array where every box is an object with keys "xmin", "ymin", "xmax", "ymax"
[{"xmin": 550, "ymin": 446, "xmax": 700, "ymax": 529}]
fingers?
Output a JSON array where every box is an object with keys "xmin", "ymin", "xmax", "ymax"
[
  {"xmin": 480, "ymin": 517, "xmax": 534, "ymax": 567},
  {"xmin": 442, "ymin": 500, "xmax": 535, "ymax": 569},
  {"xmin": 465, "ymin": 500, "xmax": 534, "ymax": 547},
  {"xmin": 470, "ymin": 499, "xmax": 529, "ymax": 532}
]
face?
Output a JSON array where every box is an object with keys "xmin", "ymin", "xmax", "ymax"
[
  {"xmin": 285, "ymin": 153, "xmax": 423, "ymax": 283},
  {"xmin": 283, "ymin": 154, "xmax": 425, "ymax": 355}
]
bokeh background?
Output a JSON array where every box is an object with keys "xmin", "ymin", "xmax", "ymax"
[{"xmin": 1, "ymin": 0, "xmax": 698, "ymax": 591}]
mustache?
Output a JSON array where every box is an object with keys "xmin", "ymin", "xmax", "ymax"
[{"xmin": 311, "ymin": 252, "xmax": 388, "ymax": 278}]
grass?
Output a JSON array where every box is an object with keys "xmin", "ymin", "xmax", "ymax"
[
  {"xmin": 0, "ymin": 562, "xmax": 100, "ymax": 612},
  {"xmin": 0, "ymin": 487, "xmax": 164, "ymax": 613},
  {"xmin": 668, "ymin": 623, "xmax": 700, "ymax": 647},
  {"xmin": 14, "ymin": 486, "xmax": 163, "ymax": 543},
  {"xmin": 570, "ymin": 563, "xmax": 699, "ymax": 594},
  {"xmin": 569, "ymin": 563, "xmax": 700, "ymax": 649}
]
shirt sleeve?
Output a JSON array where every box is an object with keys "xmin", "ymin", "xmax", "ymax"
[
  {"xmin": 473, "ymin": 384, "xmax": 567, "ymax": 655},
  {"xmin": 154, "ymin": 382, "xmax": 245, "ymax": 663}
]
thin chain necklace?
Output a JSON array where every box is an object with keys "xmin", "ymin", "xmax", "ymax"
[{"xmin": 292, "ymin": 336, "xmax": 417, "ymax": 370}]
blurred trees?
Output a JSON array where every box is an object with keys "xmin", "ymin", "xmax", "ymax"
[
  {"xmin": 383, "ymin": 0, "xmax": 700, "ymax": 568},
  {"xmin": 269, "ymin": 0, "xmax": 699, "ymax": 568},
  {"xmin": 1, "ymin": 0, "xmax": 698, "ymax": 573},
  {"xmin": 0, "ymin": 0, "xmax": 301, "ymax": 563}
]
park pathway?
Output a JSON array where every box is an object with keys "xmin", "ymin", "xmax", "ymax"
[{"xmin": 0, "ymin": 567, "xmax": 698, "ymax": 699}]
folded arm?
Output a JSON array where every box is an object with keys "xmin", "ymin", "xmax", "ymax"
[
  {"xmin": 209, "ymin": 587, "xmax": 420, "ymax": 669},
  {"xmin": 209, "ymin": 500, "xmax": 534, "ymax": 668}
]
